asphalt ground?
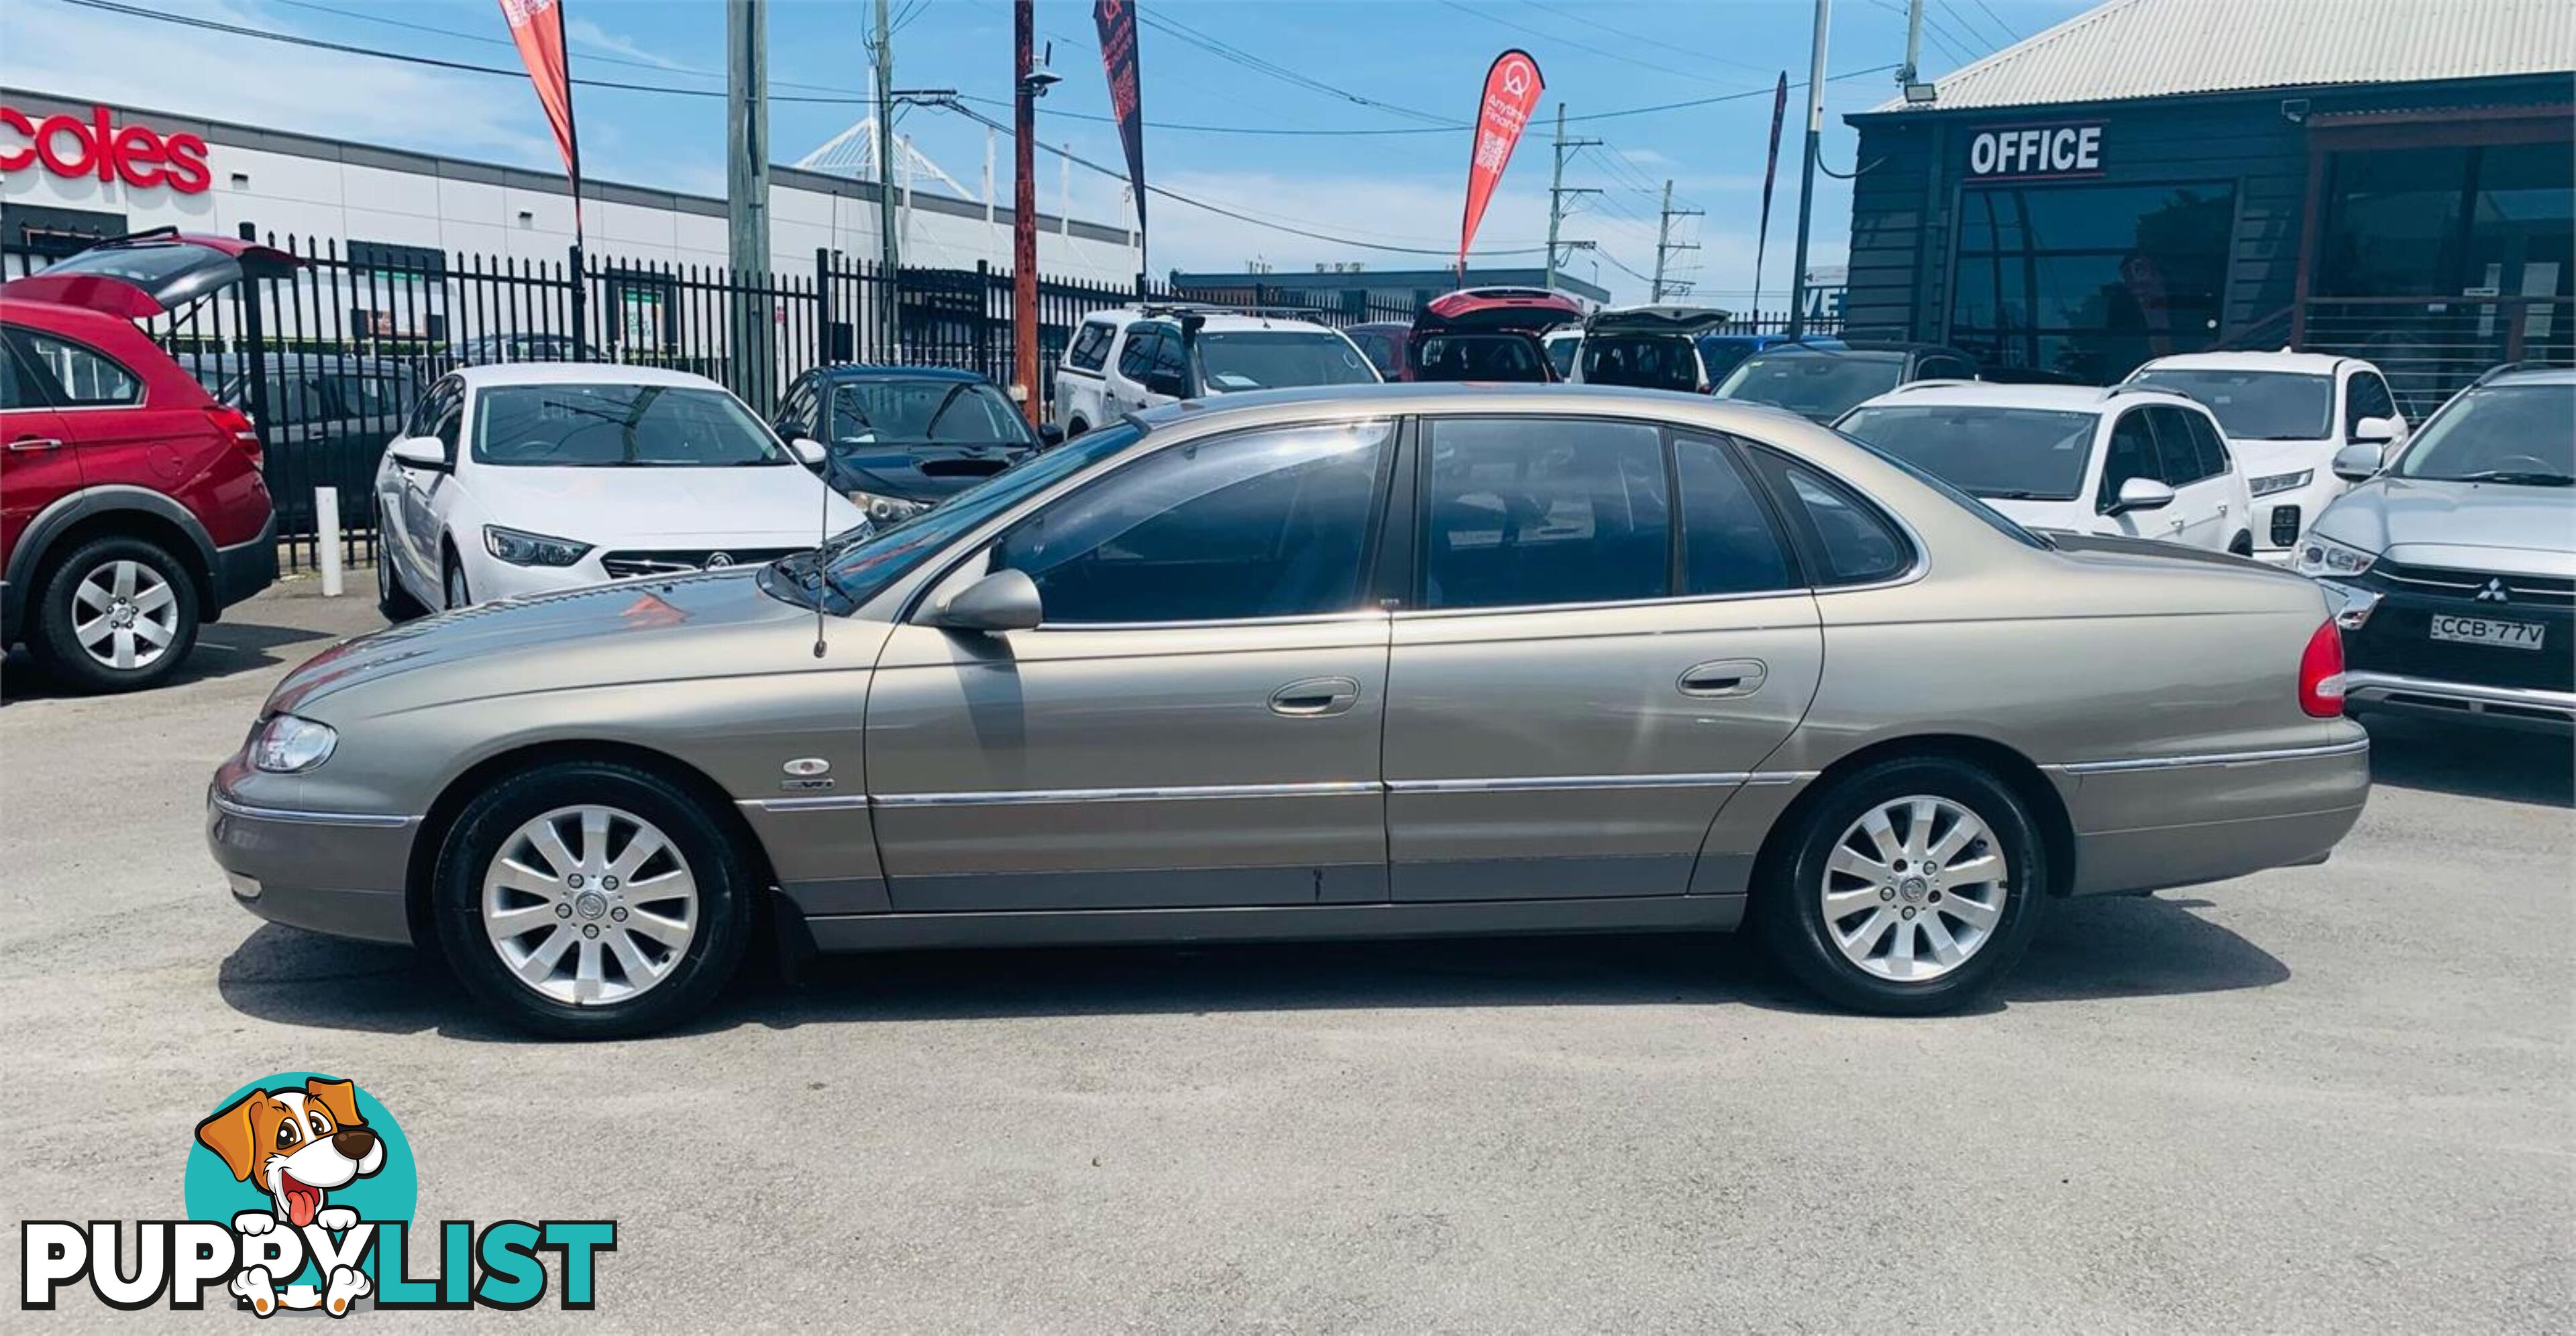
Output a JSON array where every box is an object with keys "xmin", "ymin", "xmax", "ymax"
[{"xmin": 3, "ymin": 573, "xmax": 2569, "ymax": 1332}]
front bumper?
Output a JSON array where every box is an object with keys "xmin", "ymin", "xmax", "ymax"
[
  {"xmin": 2345, "ymin": 671, "xmax": 2576, "ymax": 732},
  {"xmin": 207, "ymin": 783, "xmax": 420, "ymax": 945},
  {"xmin": 2054, "ymin": 731, "xmax": 2371, "ymax": 897}
]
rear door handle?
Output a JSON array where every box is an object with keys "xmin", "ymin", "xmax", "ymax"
[
  {"xmin": 1270, "ymin": 676, "xmax": 1361, "ymax": 717},
  {"xmin": 1678, "ymin": 659, "xmax": 1767, "ymax": 698},
  {"xmin": 6, "ymin": 437, "xmax": 64, "ymax": 453}
]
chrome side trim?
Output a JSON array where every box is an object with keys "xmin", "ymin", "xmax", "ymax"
[
  {"xmin": 210, "ymin": 793, "xmax": 417, "ymax": 828},
  {"xmin": 743, "ymin": 795, "xmax": 873, "ymax": 813},
  {"xmin": 2344, "ymin": 672, "xmax": 2576, "ymax": 714},
  {"xmin": 2058, "ymin": 738, "xmax": 2371, "ymax": 776},
  {"xmin": 869, "ymin": 779, "xmax": 1381, "ymax": 808},
  {"xmin": 1387, "ymin": 771, "xmax": 1792, "ymax": 794}
]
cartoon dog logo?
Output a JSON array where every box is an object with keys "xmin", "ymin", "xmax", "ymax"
[{"xmin": 194, "ymin": 1078, "xmax": 386, "ymax": 1315}]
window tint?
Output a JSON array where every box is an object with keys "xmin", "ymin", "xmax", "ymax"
[
  {"xmin": 2100, "ymin": 410, "xmax": 2157, "ymax": 502},
  {"xmin": 408, "ymin": 378, "xmax": 461, "ymax": 440},
  {"xmin": 773, "ymin": 377, "xmax": 818, "ymax": 439},
  {"xmin": 0, "ymin": 336, "xmax": 28, "ymax": 410},
  {"xmin": 1114, "ymin": 327, "xmax": 1162, "ymax": 382},
  {"xmin": 15, "ymin": 330, "xmax": 142, "ymax": 406},
  {"xmin": 1066, "ymin": 321, "xmax": 1115, "ymax": 372},
  {"xmin": 1773, "ymin": 465, "xmax": 1909, "ymax": 585},
  {"xmin": 992, "ymin": 419, "xmax": 1391, "ymax": 623},
  {"xmin": 2146, "ymin": 406, "xmax": 2212, "ymax": 485},
  {"xmin": 431, "ymin": 394, "xmax": 464, "ymax": 452},
  {"xmin": 1422, "ymin": 417, "xmax": 1669, "ymax": 610},
  {"xmin": 2345, "ymin": 371, "xmax": 2397, "ymax": 435},
  {"xmin": 1674, "ymin": 436, "xmax": 1794, "ymax": 595},
  {"xmin": 2182, "ymin": 409, "xmax": 2231, "ymax": 478}
]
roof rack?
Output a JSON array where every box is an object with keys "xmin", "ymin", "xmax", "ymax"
[
  {"xmin": 1134, "ymin": 300, "xmax": 1334, "ymax": 323},
  {"xmin": 2098, "ymin": 383, "xmax": 2182, "ymax": 402},
  {"xmin": 2467, "ymin": 359, "xmax": 2562, "ymax": 389},
  {"xmin": 1886, "ymin": 378, "xmax": 1977, "ymax": 394}
]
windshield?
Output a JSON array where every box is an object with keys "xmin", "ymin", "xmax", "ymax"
[
  {"xmin": 2394, "ymin": 383, "xmax": 2576, "ymax": 485},
  {"xmin": 1193, "ymin": 331, "xmax": 1378, "ymax": 392},
  {"xmin": 1837, "ymin": 405, "xmax": 2098, "ymax": 500},
  {"xmin": 2129, "ymin": 369, "xmax": 2332, "ymax": 439},
  {"xmin": 1717, "ymin": 351, "xmax": 1905, "ymax": 421},
  {"xmin": 1695, "ymin": 338, "xmax": 1764, "ymax": 385},
  {"xmin": 813, "ymin": 421, "xmax": 1148, "ymax": 606},
  {"xmin": 472, "ymin": 383, "xmax": 789, "ymax": 467},
  {"xmin": 828, "ymin": 379, "xmax": 1031, "ymax": 446},
  {"xmin": 1411, "ymin": 333, "xmax": 1548, "ymax": 382}
]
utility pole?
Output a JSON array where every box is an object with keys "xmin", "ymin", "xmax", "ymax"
[
  {"xmin": 1011, "ymin": 0, "xmax": 1039, "ymax": 411},
  {"xmin": 1650, "ymin": 180, "xmax": 1702, "ymax": 302},
  {"xmin": 1896, "ymin": 0, "xmax": 1924, "ymax": 87},
  {"xmin": 1542, "ymin": 103, "xmax": 1600, "ymax": 292},
  {"xmin": 872, "ymin": 0, "xmax": 900, "ymax": 353},
  {"xmin": 1788, "ymin": 0, "xmax": 1831, "ymax": 337},
  {"xmin": 726, "ymin": 0, "xmax": 773, "ymax": 408}
]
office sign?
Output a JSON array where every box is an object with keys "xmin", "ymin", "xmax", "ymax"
[{"xmin": 1968, "ymin": 123, "xmax": 2103, "ymax": 180}]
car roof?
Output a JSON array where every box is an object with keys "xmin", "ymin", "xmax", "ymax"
[
  {"xmin": 446, "ymin": 362, "xmax": 730, "ymax": 390},
  {"xmin": 0, "ymin": 295, "xmax": 144, "ymax": 339},
  {"xmin": 1134, "ymin": 381, "xmax": 1845, "ymax": 429},
  {"xmin": 812, "ymin": 364, "xmax": 992, "ymax": 384},
  {"xmin": 2474, "ymin": 364, "xmax": 2576, "ymax": 388},
  {"xmin": 1849, "ymin": 382, "xmax": 2202, "ymax": 413},
  {"xmin": 1077, "ymin": 306, "xmax": 1346, "ymax": 335},
  {"xmin": 2133, "ymin": 350, "xmax": 2351, "ymax": 376}
]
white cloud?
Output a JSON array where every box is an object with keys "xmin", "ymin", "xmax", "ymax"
[{"xmin": 564, "ymin": 16, "xmax": 688, "ymax": 72}]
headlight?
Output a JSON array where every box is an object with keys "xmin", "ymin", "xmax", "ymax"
[
  {"xmin": 2249, "ymin": 469, "xmax": 2313, "ymax": 498},
  {"xmin": 483, "ymin": 524, "xmax": 592, "ymax": 567},
  {"xmin": 845, "ymin": 489, "xmax": 930, "ymax": 526},
  {"xmin": 2292, "ymin": 534, "xmax": 2377, "ymax": 578},
  {"xmin": 250, "ymin": 714, "xmax": 337, "ymax": 773}
]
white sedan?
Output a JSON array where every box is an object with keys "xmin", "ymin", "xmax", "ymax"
[
  {"xmin": 1836, "ymin": 382, "xmax": 2256, "ymax": 555},
  {"xmin": 374, "ymin": 364, "xmax": 865, "ymax": 614}
]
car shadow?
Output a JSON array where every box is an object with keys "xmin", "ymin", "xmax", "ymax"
[
  {"xmin": 2362, "ymin": 714, "xmax": 2573, "ymax": 808},
  {"xmin": 216, "ymin": 893, "xmax": 2288, "ymax": 1042},
  {"xmin": 0, "ymin": 619, "xmax": 335, "ymax": 705}
]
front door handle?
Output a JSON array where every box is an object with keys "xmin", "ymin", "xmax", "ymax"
[
  {"xmin": 6, "ymin": 437, "xmax": 64, "ymax": 453},
  {"xmin": 1678, "ymin": 659, "xmax": 1767, "ymax": 698},
  {"xmin": 1270, "ymin": 676, "xmax": 1361, "ymax": 717}
]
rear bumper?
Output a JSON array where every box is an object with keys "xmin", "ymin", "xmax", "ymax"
[
  {"xmin": 2053, "ymin": 733, "xmax": 2371, "ymax": 897},
  {"xmin": 211, "ymin": 513, "xmax": 278, "ymax": 615},
  {"xmin": 207, "ymin": 784, "xmax": 419, "ymax": 945},
  {"xmin": 2345, "ymin": 671, "xmax": 2576, "ymax": 732}
]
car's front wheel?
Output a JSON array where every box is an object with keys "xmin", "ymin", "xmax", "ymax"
[
  {"xmin": 1758, "ymin": 757, "xmax": 2047, "ymax": 1015},
  {"xmin": 376, "ymin": 546, "xmax": 427, "ymax": 622},
  {"xmin": 30, "ymin": 535, "xmax": 202, "ymax": 693},
  {"xmin": 431, "ymin": 761, "xmax": 753, "ymax": 1038}
]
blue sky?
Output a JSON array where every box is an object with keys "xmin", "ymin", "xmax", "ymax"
[{"xmin": 5, "ymin": 0, "xmax": 2094, "ymax": 302}]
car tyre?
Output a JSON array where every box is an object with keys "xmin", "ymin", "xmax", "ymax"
[
  {"xmin": 1757, "ymin": 756, "xmax": 2047, "ymax": 1016},
  {"xmin": 431, "ymin": 761, "xmax": 753, "ymax": 1039},
  {"xmin": 441, "ymin": 546, "xmax": 472, "ymax": 610},
  {"xmin": 30, "ymin": 535, "xmax": 202, "ymax": 694},
  {"xmin": 376, "ymin": 547, "xmax": 428, "ymax": 622}
]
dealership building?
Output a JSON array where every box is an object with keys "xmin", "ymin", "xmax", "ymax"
[
  {"xmin": 0, "ymin": 87, "xmax": 1142, "ymax": 286},
  {"xmin": 1841, "ymin": 0, "xmax": 2573, "ymax": 408}
]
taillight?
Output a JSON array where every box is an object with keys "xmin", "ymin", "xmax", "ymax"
[
  {"xmin": 2298, "ymin": 618, "xmax": 2346, "ymax": 718},
  {"xmin": 205, "ymin": 404, "xmax": 262, "ymax": 467}
]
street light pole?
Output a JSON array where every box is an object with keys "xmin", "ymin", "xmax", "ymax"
[
  {"xmin": 1012, "ymin": 0, "xmax": 1038, "ymax": 411},
  {"xmin": 1788, "ymin": 0, "xmax": 1831, "ymax": 337},
  {"xmin": 873, "ymin": 0, "xmax": 900, "ymax": 353}
]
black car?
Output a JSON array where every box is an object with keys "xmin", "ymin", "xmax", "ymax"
[
  {"xmin": 771, "ymin": 366, "xmax": 1056, "ymax": 527},
  {"xmin": 180, "ymin": 351, "xmax": 419, "ymax": 533},
  {"xmin": 1713, "ymin": 339, "xmax": 1983, "ymax": 423}
]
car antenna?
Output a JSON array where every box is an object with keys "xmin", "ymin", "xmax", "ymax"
[{"xmin": 812, "ymin": 445, "xmax": 832, "ymax": 660}]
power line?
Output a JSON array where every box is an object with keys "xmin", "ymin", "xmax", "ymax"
[
  {"xmin": 1521, "ymin": 0, "xmax": 1772, "ymax": 73},
  {"xmin": 1134, "ymin": 9, "xmax": 1464, "ymax": 127},
  {"xmin": 1436, "ymin": 0, "xmax": 1746, "ymax": 86}
]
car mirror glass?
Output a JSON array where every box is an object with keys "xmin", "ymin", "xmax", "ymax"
[
  {"xmin": 928, "ymin": 568, "xmax": 1042, "ymax": 633},
  {"xmin": 2330, "ymin": 442, "xmax": 2385, "ymax": 482}
]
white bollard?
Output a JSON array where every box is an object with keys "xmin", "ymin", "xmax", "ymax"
[{"xmin": 315, "ymin": 486, "xmax": 343, "ymax": 598}]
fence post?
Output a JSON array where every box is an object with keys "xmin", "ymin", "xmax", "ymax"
[
  {"xmin": 569, "ymin": 243, "xmax": 589, "ymax": 361},
  {"xmin": 975, "ymin": 260, "xmax": 994, "ymax": 382},
  {"xmin": 816, "ymin": 247, "xmax": 834, "ymax": 366},
  {"xmin": 232, "ymin": 222, "xmax": 274, "ymax": 504}
]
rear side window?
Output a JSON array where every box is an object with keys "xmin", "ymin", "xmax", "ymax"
[
  {"xmin": 1066, "ymin": 321, "xmax": 1114, "ymax": 373},
  {"xmin": 13, "ymin": 329, "xmax": 142, "ymax": 407},
  {"xmin": 0, "ymin": 335, "xmax": 28, "ymax": 410},
  {"xmin": 1751, "ymin": 451, "xmax": 1912, "ymax": 586},
  {"xmin": 1674, "ymin": 435, "xmax": 1795, "ymax": 595},
  {"xmin": 1422, "ymin": 417, "xmax": 1670, "ymax": 609},
  {"xmin": 2147, "ymin": 406, "xmax": 2214, "ymax": 485},
  {"xmin": 2183, "ymin": 410, "xmax": 2231, "ymax": 478}
]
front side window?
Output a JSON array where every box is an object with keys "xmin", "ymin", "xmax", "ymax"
[
  {"xmin": 13, "ymin": 329, "xmax": 142, "ymax": 406},
  {"xmin": 2345, "ymin": 371, "xmax": 2397, "ymax": 435},
  {"xmin": 1193, "ymin": 331, "xmax": 1378, "ymax": 392},
  {"xmin": 1422, "ymin": 417, "xmax": 1670, "ymax": 610},
  {"xmin": 1717, "ymin": 351, "xmax": 1906, "ymax": 421},
  {"xmin": 993, "ymin": 419, "xmax": 1391, "ymax": 623},
  {"xmin": 1114, "ymin": 327, "xmax": 1163, "ymax": 382},
  {"xmin": 407, "ymin": 378, "xmax": 461, "ymax": 441},
  {"xmin": 1837, "ymin": 404, "xmax": 2097, "ymax": 500},
  {"xmin": 773, "ymin": 378, "xmax": 818, "ymax": 440},
  {"xmin": 1674, "ymin": 435, "xmax": 1795, "ymax": 595},
  {"xmin": 2393, "ymin": 384, "xmax": 2576, "ymax": 485},
  {"xmin": 2129, "ymin": 369, "xmax": 2332, "ymax": 440},
  {"xmin": 472, "ymin": 382, "xmax": 790, "ymax": 467},
  {"xmin": 2100, "ymin": 410, "xmax": 2157, "ymax": 503},
  {"xmin": 832, "ymin": 379, "xmax": 1029, "ymax": 445}
]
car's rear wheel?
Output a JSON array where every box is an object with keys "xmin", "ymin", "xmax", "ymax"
[
  {"xmin": 432, "ymin": 761, "xmax": 752, "ymax": 1038},
  {"xmin": 1758, "ymin": 757, "xmax": 2047, "ymax": 1015},
  {"xmin": 30, "ymin": 535, "xmax": 201, "ymax": 693},
  {"xmin": 376, "ymin": 546, "xmax": 427, "ymax": 622}
]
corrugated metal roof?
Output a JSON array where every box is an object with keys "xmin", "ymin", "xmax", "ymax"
[{"xmin": 1869, "ymin": 0, "xmax": 2576, "ymax": 113}]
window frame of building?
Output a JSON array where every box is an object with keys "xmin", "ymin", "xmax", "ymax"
[{"xmin": 1946, "ymin": 177, "xmax": 2241, "ymax": 384}]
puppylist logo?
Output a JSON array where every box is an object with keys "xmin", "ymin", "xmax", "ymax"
[{"xmin": 21, "ymin": 1072, "xmax": 616, "ymax": 1317}]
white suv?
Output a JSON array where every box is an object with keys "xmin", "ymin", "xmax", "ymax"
[
  {"xmin": 2125, "ymin": 351, "xmax": 2407, "ymax": 563},
  {"xmin": 1053, "ymin": 306, "xmax": 1379, "ymax": 437},
  {"xmin": 1837, "ymin": 382, "xmax": 2255, "ymax": 555}
]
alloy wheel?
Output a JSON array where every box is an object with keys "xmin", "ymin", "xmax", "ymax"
[
  {"xmin": 480, "ymin": 804, "xmax": 700, "ymax": 1007},
  {"xmin": 1817, "ymin": 795, "xmax": 2010, "ymax": 983},
  {"xmin": 445, "ymin": 562, "xmax": 469, "ymax": 610},
  {"xmin": 70, "ymin": 559, "xmax": 180, "ymax": 671}
]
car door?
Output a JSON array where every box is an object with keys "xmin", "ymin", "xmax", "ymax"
[
  {"xmin": 1, "ymin": 330, "xmax": 80, "ymax": 586},
  {"xmin": 1107, "ymin": 324, "xmax": 1167, "ymax": 415},
  {"xmin": 391, "ymin": 378, "xmax": 463, "ymax": 587},
  {"xmin": 1382, "ymin": 415, "xmax": 1822, "ymax": 901},
  {"xmin": 2149, "ymin": 404, "xmax": 2231, "ymax": 549},
  {"xmin": 865, "ymin": 416, "xmax": 1399, "ymax": 911}
]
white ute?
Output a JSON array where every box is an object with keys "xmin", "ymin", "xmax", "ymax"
[{"xmin": 1052, "ymin": 304, "xmax": 1379, "ymax": 438}]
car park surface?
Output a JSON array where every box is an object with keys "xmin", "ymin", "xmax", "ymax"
[{"xmin": 4, "ymin": 575, "xmax": 2569, "ymax": 1329}]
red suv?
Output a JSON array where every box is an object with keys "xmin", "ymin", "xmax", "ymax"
[{"xmin": 2, "ymin": 233, "xmax": 290, "ymax": 692}]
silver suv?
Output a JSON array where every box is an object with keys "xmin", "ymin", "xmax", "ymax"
[{"xmin": 2299, "ymin": 365, "xmax": 2576, "ymax": 730}]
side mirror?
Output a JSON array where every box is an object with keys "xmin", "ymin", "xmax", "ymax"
[
  {"xmin": 788, "ymin": 437, "xmax": 826, "ymax": 468},
  {"xmin": 2106, "ymin": 476, "xmax": 2175, "ymax": 516},
  {"xmin": 386, "ymin": 435, "xmax": 450, "ymax": 473},
  {"xmin": 2331, "ymin": 442, "xmax": 2385, "ymax": 482},
  {"xmin": 1036, "ymin": 422, "xmax": 1065, "ymax": 448},
  {"xmin": 928, "ymin": 568, "xmax": 1042, "ymax": 633},
  {"xmin": 2350, "ymin": 415, "xmax": 2402, "ymax": 447}
]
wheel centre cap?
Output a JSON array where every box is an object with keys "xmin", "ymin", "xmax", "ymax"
[
  {"xmin": 573, "ymin": 890, "xmax": 608, "ymax": 920},
  {"xmin": 1900, "ymin": 876, "xmax": 1929, "ymax": 903}
]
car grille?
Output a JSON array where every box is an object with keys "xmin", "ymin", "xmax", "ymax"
[
  {"xmin": 598, "ymin": 547, "xmax": 800, "ymax": 579},
  {"xmin": 2350, "ymin": 561, "xmax": 2576, "ymax": 693}
]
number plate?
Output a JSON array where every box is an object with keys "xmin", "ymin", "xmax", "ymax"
[{"xmin": 2428, "ymin": 614, "xmax": 2546, "ymax": 651}]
